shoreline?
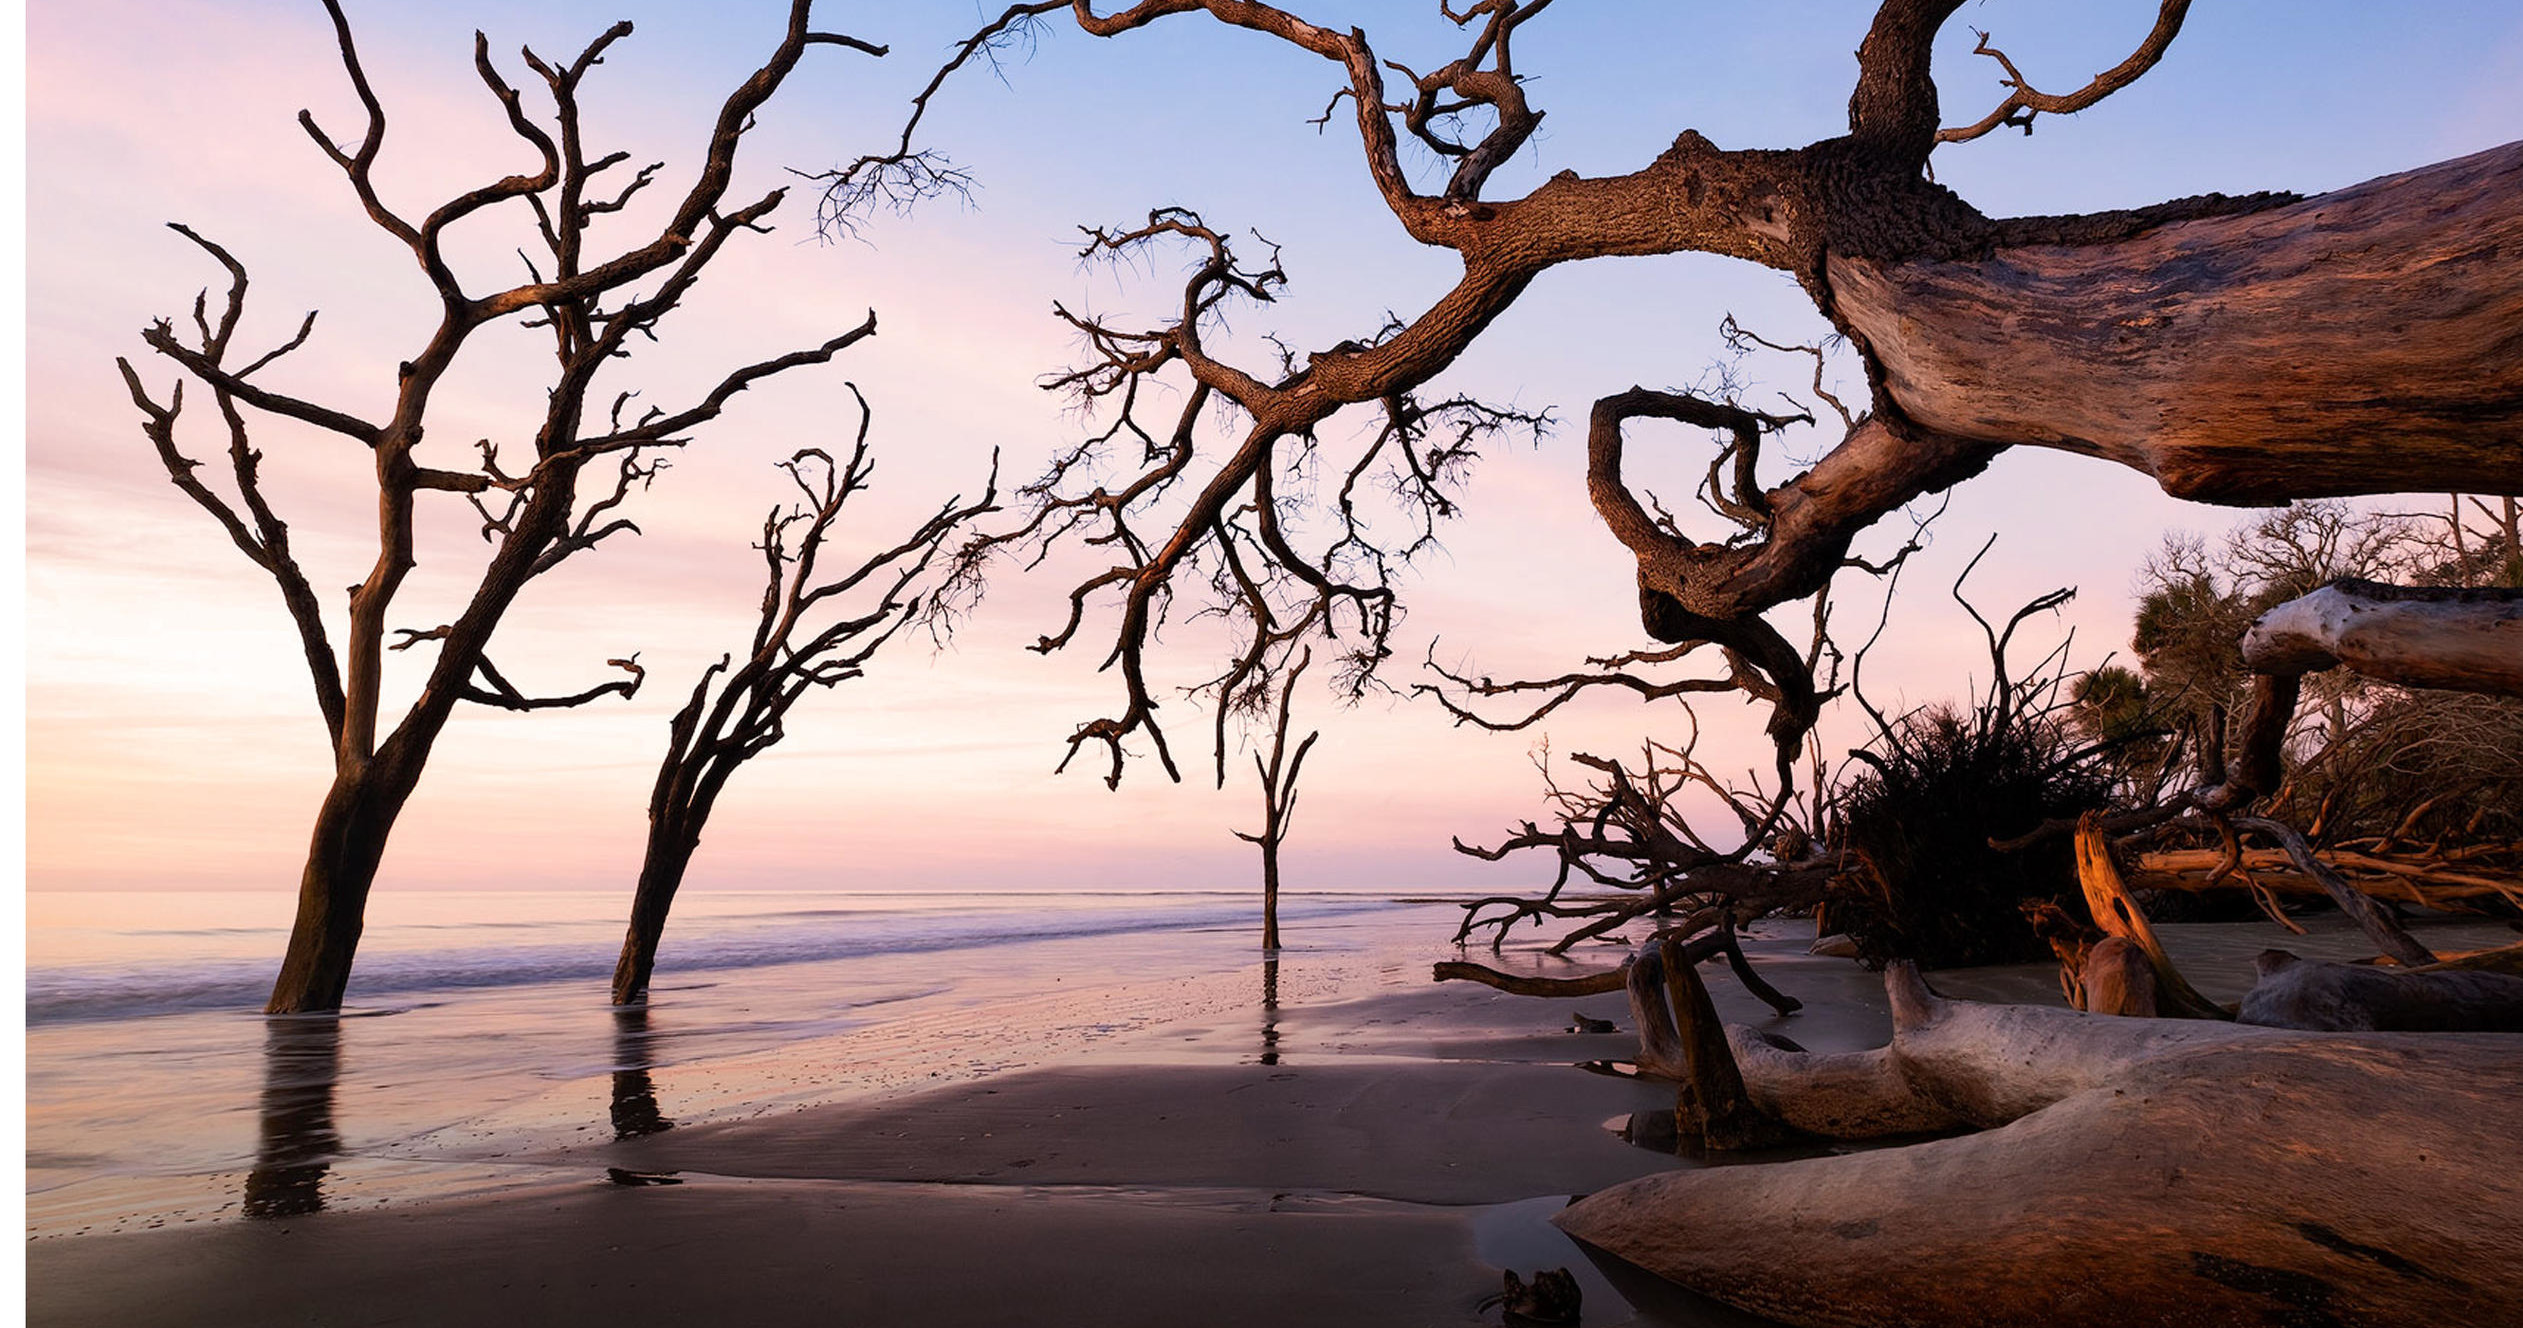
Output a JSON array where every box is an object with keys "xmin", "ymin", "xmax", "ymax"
[{"xmin": 31, "ymin": 906, "xmax": 2518, "ymax": 1326}]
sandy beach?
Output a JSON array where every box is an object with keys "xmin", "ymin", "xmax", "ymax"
[{"xmin": 28, "ymin": 900, "xmax": 2516, "ymax": 1327}]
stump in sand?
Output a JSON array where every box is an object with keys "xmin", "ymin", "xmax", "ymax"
[{"xmin": 1554, "ymin": 964, "xmax": 2523, "ymax": 1328}]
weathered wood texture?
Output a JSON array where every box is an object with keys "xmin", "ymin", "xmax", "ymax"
[
  {"xmin": 2075, "ymin": 935, "xmax": 2157, "ymax": 1018},
  {"xmin": 1832, "ymin": 142, "xmax": 2523, "ymax": 504},
  {"xmin": 2074, "ymin": 816, "xmax": 2226, "ymax": 1018},
  {"xmin": 1626, "ymin": 939, "xmax": 1799, "ymax": 1150},
  {"xmin": 2242, "ymin": 580, "xmax": 2523, "ymax": 696},
  {"xmin": 1558, "ymin": 966, "xmax": 2523, "ymax": 1328},
  {"xmin": 2239, "ymin": 949, "xmax": 2523, "ymax": 1032},
  {"xmin": 2130, "ymin": 849, "xmax": 2523, "ymax": 907}
]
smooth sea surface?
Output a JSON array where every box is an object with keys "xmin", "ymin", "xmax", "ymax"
[{"xmin": 25, "ymin": 886, "xmax": 1476, "ymax": 1236}]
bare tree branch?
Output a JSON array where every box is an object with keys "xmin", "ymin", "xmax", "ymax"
[{"xmin": 1938, "ymin": 1, "xmax": 2192, "ymax": 144}]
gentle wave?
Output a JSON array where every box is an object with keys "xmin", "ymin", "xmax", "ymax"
[{"xmin": 25, "ymin": 895, "xmax": 1405, "ymax": 1025}]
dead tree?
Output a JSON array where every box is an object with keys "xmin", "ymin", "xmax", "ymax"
[
  {"xmin": 1230, "ymin": 649, "xmax": 1318, "ymax": 951},
  {"xmin": 851, "ymin": 1, "xmax": 2522, "ymax": 785},
  {"xmin": 1444, "ymin": 740, "xmax": 1840, "ymax": 956},
  {"xmin": 612, "ymin": 418, "xmax": 995, "ymax": 1004},
  {"xmin": 121, "ymin": 1, "xmax": 882, "ymax": 1014}
]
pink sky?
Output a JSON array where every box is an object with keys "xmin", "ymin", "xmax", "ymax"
[{"xmin": 25, "ymin": 1, "xmax": 2523, "ymax": 900}]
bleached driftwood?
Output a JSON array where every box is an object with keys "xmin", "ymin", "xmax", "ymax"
[
  {"xmin": 1556, "ymin": 964, "xmax": 2523, "ymax": 1328},
  {"xmin": 2242, "ymin": 580, "xmax": 2523, "ymax": 697}
]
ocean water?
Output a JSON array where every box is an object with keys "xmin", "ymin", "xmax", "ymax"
[
  {"xmin": 25, "ymin": 887, "xmax": 1419, "ymax": 1024},
  {"xmin": 24, "ymin": 886, "xmax": 1472, "ymax": 1235}
]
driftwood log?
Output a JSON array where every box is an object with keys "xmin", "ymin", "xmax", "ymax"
[
  {"xmin": 1556, "ymin": 964, "xmax": 2523, "ymax": 1328},
  {"xmin": 2197, "ymin": 581, "xmax": 2523, "ymax": 822},
  {"xmin": 1432, "ymin": 917, "xmax": 1803, "ymax": 1018},
  {"xmin": 2240, "ymin": 949, "xmax": 2523, "ymax": 1033},
  {"xmin": 2129, "ymin": 848, "xmax": 2523, "ymax": 909},
  {"xmin": 2242, "ymin": 581, "xmax": 2523, "ymax": 698}
]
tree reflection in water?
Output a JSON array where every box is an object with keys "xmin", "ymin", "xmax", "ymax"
[
  {"xmin": 1258, "ymin": 955, "xmax": 1282, "ymax": 1066},
  {"xmin": 242, "ymin": 1015, "xmax": 341, "ymax": 1218},
  {"xmin": 610, "ymin": 1005, "xmax": 675, "ymax": 1140}
]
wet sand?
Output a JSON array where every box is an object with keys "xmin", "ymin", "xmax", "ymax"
[{"xmin": 29, "ymin": 908, "xmax": 2515, "ymax": 1327}]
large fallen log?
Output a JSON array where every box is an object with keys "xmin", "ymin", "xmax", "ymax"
[
  {"xmin": 2240, "ymin": 949, "xmax": 2523, "ymax": 1032},
  {"xmin": 1556, "ymin": 964, "xmax": 2523, "ymax": 1328}
]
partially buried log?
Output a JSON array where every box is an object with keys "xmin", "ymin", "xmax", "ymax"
[
  {"xmin": 1556, "ymin": 963, "xmax": 2523, "ymax": 1328},
  {"xmin": 2076, "ymin": 936, "xmax": 2158, "ymax": 1019},
  {"xmin": 2239, "ymin": 949, "xmax": 2523, "ymax": 1032}
]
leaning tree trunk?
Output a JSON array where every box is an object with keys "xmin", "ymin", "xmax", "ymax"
[
  {"xmin": 612, "ymin": 814, "xmax": 703, "ymax": 1006},
  {"xmin": 264, "ymin": 754, "xmax": 429, "ymax": 1014}
]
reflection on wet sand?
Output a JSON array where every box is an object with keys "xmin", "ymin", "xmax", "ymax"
[
  {"xmin": 242, "ymin": 1015, "xmax": 341, "ymax": 1219},
  {"xmin": 1258, "ymin": 955, "xmax": 1281, "ymax": 1066},
  {"xmin": 610, "ymin": 1005, "xmax": 675, "ymax": 1140}
]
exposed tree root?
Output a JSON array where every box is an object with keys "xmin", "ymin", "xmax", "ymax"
[
  {"xmin": 1557, "ymin": 965, "xmax": 2523, "ymax": 1328},
  {"xmin": 2074, "ymin": 815, "xmax": 2227, "ymax": 1018}
]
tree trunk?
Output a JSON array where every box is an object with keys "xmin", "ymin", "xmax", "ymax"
[
  {"xmin": 613, "ymin": 818, "xmax": 701, "ymax": 1006},
  {"xmin": 1260, "ymin": 828, "xmax": 1281, "ymax": 951},
  {"xmin": 264, "ymin": 761, "xmax": 420, "ymax": 1014},
  {"xmin": 2073, "ymin": 815, "xmax": 2226, "ymax": 1020}
]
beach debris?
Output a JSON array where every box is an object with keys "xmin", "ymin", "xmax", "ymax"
[
  {"xmin": 2239, "ymin": 949, "xmax": 2523, "ymax": 1032},
  {"xmin": 1435, "ymin": 914, "xmax": 1802, "ymax": 1019},
  {"xmin": 1555, "ymin": 962, "xmax": 2523, "ymax": 1327},
  {"xmin": 2070, "ymin": 817, "xmax": 2228, "ymax": 1019},
  {"xmin": 1624, "ymin": 938, "xmax": 1800, "ymax": 1150},
  {"xmin": 1478, "ymin": 1267, "xmax": 1581, "ymax": 1326},
  {"xmin": 1568, "ymin": 1013, "xmax": 1617, "ymax": 1035},
  {"xmin": 1806, "ymin": 933, "xmax": 1859, "ymax": 958},
  {"xmin": 1436, "ymin": 963, "xmax": 1628, "ymax": 998},
  {"xmin": 604, "ymin": 1168, "xmax": 684, "ymax": 1188},
  {"xmin": 1609, "ymin": 1109, "xmax": 1679, "ymax": 1153}
]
